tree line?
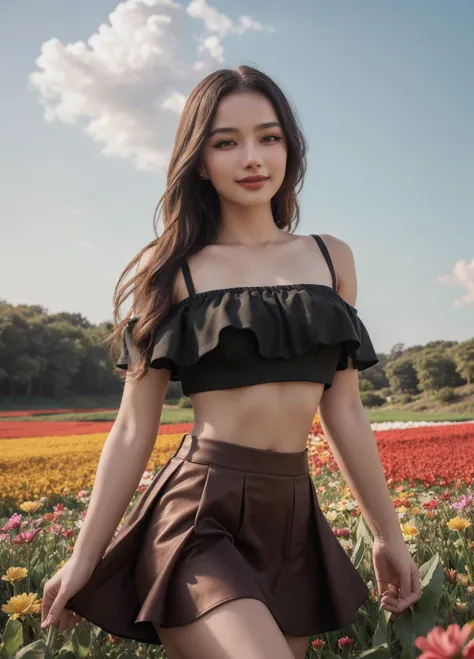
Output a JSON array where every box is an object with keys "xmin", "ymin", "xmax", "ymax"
[{"xmin": 0, "ymin": 301, "xmax": 473, "ymax": 402}]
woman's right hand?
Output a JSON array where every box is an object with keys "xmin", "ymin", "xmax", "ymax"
[{"xmin": 41, "ymin": 557, "xmax": 96, "ymax": 633}]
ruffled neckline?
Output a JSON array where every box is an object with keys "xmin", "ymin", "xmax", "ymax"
[
  {"xmin": 117, "ymin": 283, "xmax": 379, "ymax": 381},
  {"xmin": 170, "ymin": 283, "xmax": 358, "ymax": 313}
]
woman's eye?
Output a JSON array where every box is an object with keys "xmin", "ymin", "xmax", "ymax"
[{"xmin": 214, "ymin": 135, "xmax": 282, "ymax": 148}]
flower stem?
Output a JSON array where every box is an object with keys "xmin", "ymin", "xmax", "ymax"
[
  {"xmin": 46, "ymin": 622, "xmax": 57, "ymax": 650},
  {"xmin": 458, "ymin": 532, "xmax": 474, "ymax": 585}
]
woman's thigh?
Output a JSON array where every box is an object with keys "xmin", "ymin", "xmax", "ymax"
[{"xmin": 154, "ymin": 597, "xmax": 297, "ymax": 659}]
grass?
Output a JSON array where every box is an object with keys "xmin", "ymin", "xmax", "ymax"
[{"xmin": 0, "ymin": 388, "xmax": 473, "ymax": 424}]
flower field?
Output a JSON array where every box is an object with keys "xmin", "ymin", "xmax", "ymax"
[{"xmin": 1, "ymin": 415, "xmax": 474, "ymax": 657}]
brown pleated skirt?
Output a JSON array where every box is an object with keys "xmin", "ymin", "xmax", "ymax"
[{"xmin": 66, "ymin": 433, "xmax": 369, "ymax": 645}]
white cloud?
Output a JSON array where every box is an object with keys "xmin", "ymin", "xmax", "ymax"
[
  {"xmin": 437, "ymin": 258, "xmax": 474, "ymax": 306},
  {"xmin": 28, "ymin": 0, "xmax": 275, "ymax": 173}
]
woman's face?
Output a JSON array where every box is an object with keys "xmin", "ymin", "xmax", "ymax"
[{"xmin": 200, "ymin": 91, "xmax": 288, "ymax": 207}]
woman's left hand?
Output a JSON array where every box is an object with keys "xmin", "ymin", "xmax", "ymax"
[{"xmin": 372, "ymin": 536, "xmax": 422, "ymax": 621}]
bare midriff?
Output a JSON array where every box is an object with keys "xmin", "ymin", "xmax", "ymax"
[{"xmin": 188, "ymin": 380, "xmax": 325, "ymax": 453}]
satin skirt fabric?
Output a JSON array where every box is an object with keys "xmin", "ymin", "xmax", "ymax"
[{"xmin": 66, "ymin": 433, "xmax": 369, "ymax": 646}]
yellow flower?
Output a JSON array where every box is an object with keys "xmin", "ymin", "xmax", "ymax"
[
  {"xmin": 446, "ymin": 516, "xmax": 472, "ymax": 532},
  {"xmin": 2, "ymin": 593, "xmax": 42, "ymax": 619},
  {"xmin": 2, "ymin": 567, "xmax": 28, "ymax": 583},
  {"xmin": 411, "ymin": 507, "xmax": 421, "ymax": 516},
  {"xmin": 19, "ymin": 501, "xmax": 43, "ymax": 514},
  {"xmin": 55, "ymin": 560, "xmax": 67, "ymax": 572},
  {"xmin": 456, "ymin": 600, "xmax": 468, "ymax": 613},
  {"xmin": 400, "ymin": 523, "xmax": 419, "ymax": 539},
  {"xmin": 397, "ymin": 506, "xmax": 409, "ymax": 514}
]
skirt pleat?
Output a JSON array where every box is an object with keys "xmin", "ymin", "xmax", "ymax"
[{"xmin": 66, "ymin": 434, "xmax": 369, "ymax": 646}]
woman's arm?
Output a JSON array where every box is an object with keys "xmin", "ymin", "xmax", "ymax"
[
  {"xmin": 318, "ymin": 235, "xmax": 403, "ymax": 544},
  {"xmin": 71, "ymin": 246, "xmax": 172, "ymax": 569},
  {"xmin": 71, "ymin": 367, "xmax": 171, "ymax": 568},
  {"xmin": 318, "ymin": 394, "xmax": 402, "ymax": 543}
]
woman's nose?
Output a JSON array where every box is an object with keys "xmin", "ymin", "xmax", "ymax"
[{"xmin": 241, "ymin": 145, "xmax": 264, "ymax": 168}]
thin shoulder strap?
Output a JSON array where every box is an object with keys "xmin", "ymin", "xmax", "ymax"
[
  {"xmin": 311, "ymin": 234, "xmax": 338, "ymax": 291},
  {"xmin": 181, "ymin": 260, "xmax": 196, "ymax": 297}
]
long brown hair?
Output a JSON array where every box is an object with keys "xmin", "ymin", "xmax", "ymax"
[{"xmin": 107, "ymin": 64, "xmax": 308, "ymax": 383}]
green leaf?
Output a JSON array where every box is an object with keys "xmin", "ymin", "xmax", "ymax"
[
  {"xmin": 399, "ymin": 646, "xmax": 414, "ymax": 659},
  {"xmin": 351, "ymin": 536, "xmax": 365, "ymax": 569},
  {"xmin": 70, "ymin": 623, "xmax": 91, "ymax": 658},
  {"xmin": 371, "ymin": 621, "xmax": 387, "ymax": 647},
  {"xmin": 30, "ymin": 548, "xmax": 41, "ymax": 566},
  {"xmin": 393, "ymin": 596, "xmax": 437, "ymax": 649},
  {"xmin": 15, "ymin": 640, "xmax": 53, "ymax": 658},
  {"xmin": 30, "ymin": 565, "xmax": 44, "ymax": 587},
  {"xmin": 355, "ymin": 514, "xmax": 373, "ymax": 547},
  {"xmin": 57, "ymin": 642, "xmax": 77, "ymax": 659},
  {"xmin": 89, "ymin": 625, "xmax": 103, "ymax": 640},
  {"xmin": 2, "ymin": 618, "xmax": 24, "ymax": 657},
  {"xmin": 391, "ymin": 558, "xmax": 443, "ymax": 653},
  {"xmin": 418, "ymin": 552, "xmax": 444, "ymax": 610},
  {"xmin": 371, "ymin": 606, "xmax": 394, "ymax": 648},
  {"xmin": 88, "ymin": 638, "xmax": 106, "ymax": 657},
  {"xmin": 357, "ymin": 646, "xmax": 390, "ymax": 658}
]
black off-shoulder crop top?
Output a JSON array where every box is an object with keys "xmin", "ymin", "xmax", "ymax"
[{"xmin": 115, "ymin": 234, "xmax": 379, "ymax": 397}]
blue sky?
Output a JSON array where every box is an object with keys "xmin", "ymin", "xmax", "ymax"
[{"xmin": 1, "ymin": 0, "xmax": 473, "ymax": 356}]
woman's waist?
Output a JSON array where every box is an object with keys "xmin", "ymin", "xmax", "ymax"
[
  {"xmin": 174, "ymin": 434, "xmax": 309, "ymax": 476},
  {"xmin": 189, "ymin": 385, "xmax": 321, "ymax": 452}
]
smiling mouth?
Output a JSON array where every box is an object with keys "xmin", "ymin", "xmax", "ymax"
[{"xmin": 237, "ymin": 178, "xmax": 269, "ymax": 186}]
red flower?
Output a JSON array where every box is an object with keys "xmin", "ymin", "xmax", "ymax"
[{"xmin": 338, "ymin": 636, "xmax": 355, "ymax": 649}]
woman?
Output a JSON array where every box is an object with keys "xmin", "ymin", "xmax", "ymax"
[{"xmin": 41, "ymin": 65, "xmax": 421, "ymax": 659}]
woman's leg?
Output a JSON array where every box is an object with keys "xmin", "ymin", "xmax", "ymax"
[
  {"xmin": 154, "ymin": 597, "xmax": 296, "ymax": 659},
  {"xmin": 283, "ymin": 634, "xmax": 311, "ymax": 659}
]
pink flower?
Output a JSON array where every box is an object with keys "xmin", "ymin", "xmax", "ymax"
[
  {"xmin": 0, "ymin": 533, "xmax": 10, "ymax": 542},
  {"xmin": 464, "ymin": 638, "xmax": 474, "ymax": 658},
  {"xmin": 11, "ymin": 528, "xmax": 42, "ymax": 545},
  {"xmin": 311, "ymin": 639, "xmax": 325, "ymax": 650},
  {"xmin": 332, "ymin": 527, "xmax": 351, "ymax": 537},
  {"xmin": 45, "ymin": 524, "xmax": 63, "ymax": 536},
  {"xmin": 452, "ymin": 495, "xmax": 473, "ymax": 511},
  {"xmin": 1, "ymin": 513, "xmax": 22, "ymax": 532},
  {"xmin": 415, "ymin": 623, "xmax": 474, "ymax": 658}
]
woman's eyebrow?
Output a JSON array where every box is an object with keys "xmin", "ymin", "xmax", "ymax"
[{"xmin": 208, "ymin": 122, "xmax": 281, "ymax": 138}]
